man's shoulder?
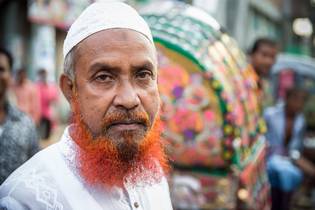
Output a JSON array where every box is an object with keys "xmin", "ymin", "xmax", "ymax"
[
  {"xmin": 0, "ymin": 145, "xmax": 55, "ymax": 187},
  {"xmin": 6, "ymin": 104, "xmax": 32, "ymax": 124},
  {"xmin": 0, "ymin": 144, "xmax": 65, "ymax": 209},
  {"xmin": 0, "ymin": 143, "xmax": 62, "ymax": 187},
  {"xmin": 5, "ymin": 104, "xmax": 37, "ymax": 133}
]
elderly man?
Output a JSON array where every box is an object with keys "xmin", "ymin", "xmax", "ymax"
[{"xmin": 0, "ymin": 2, "xmax": 172, "ymax": 210}]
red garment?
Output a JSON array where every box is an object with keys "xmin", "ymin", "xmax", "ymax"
[
  {"xmin": 36, "ymin": 82, "xmax": 58, "ymax": 121},
  {"xmin": 13, "ymin": 80, "xmax": 41, "ymax": 125}
]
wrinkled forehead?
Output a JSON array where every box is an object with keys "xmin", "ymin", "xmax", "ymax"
[
  {"xmin": 75, "ymin": 29, "xmax": 157, "ymax": 61},
  {"xmin": 257, "ymin": 44, "xmax": 278, "ymax": 54},
  {"xmin": 83, "ymin": 28, "xmax": 153, "ymax": 47}
]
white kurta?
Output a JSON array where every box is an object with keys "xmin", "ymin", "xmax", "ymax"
[{"xmin": 0, "ymin": 128, "xmax": 173, "ymax": 210}]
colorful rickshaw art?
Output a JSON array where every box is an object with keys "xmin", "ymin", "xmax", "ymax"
[{"xmin": 141, "ymin": 2, "xmax": 269, "ymax": 210}]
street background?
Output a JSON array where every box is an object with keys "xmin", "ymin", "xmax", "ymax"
[{"xmin": 1, "ymin": 0, "xmax": 315, "ymax": 210}]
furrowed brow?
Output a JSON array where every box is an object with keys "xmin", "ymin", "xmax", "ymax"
[
  {"xmin": 89, "ymin": 63, "xmax": 121, "ymax": 75},
  {"xmin": 131, "ymin": 61, "xmax": 154, "ymax": 71}
]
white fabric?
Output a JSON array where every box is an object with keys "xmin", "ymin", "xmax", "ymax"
[
  {"xmin": 0, "ymin": 127, "xmax": 173, "ymax": 210},
  {"xmin": 63, "ymin": 1, "xmax": 153, "ymax": 58},
  {"xmin": 0, "ymin": 126, "xmax": 3, "ymax": 137}
]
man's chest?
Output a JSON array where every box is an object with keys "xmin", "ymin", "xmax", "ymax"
[{"xmin": 89, "ymin": 183, "xmax": 172, "ymax": 210}]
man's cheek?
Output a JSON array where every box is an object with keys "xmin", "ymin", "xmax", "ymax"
[{"xmin": 80, "ymin": 107, "xmax": 102, "ymax": 136}]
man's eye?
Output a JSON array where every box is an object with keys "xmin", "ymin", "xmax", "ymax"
[
  {"xmin": 136, "ymin": 71, "xmax": 152, "ymax": 79},
  {"xmin": 95, "ymin": 74, "xmax": 113, "ymax": 82}
]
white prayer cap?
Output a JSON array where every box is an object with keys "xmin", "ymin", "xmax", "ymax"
[{"xmin": 63, "ymin": 0, "xmax": 153, "ymax": 58}]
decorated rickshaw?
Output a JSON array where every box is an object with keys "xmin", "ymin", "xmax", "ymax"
[{"xmin": 141, "ymin": 2, "xmax": 269, "ymax": 210}]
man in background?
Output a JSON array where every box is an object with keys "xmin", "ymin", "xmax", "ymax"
[
  {"xmin": 248, "ymin": 38, "xmax": 278, "ymax": 109},
  {"xmin": 12, "ymin": 68, "xmax": 41, "ymax": 125},
  {"xmin": 36, "ymin": 68, "xmax": 58, "ymax": 140},
  {"xmin": 264, "ymin": 88, "xmax": 315, "ymax": 210},
  {"xmin": 0, "ymin": 47, "xmax": 39, "ymax": 184}
]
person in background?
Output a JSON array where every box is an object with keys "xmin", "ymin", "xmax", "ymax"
[
  {"xmin": 36, "ymin": 68, "xmax": 58, "ymax": 140},
  {"xmin": 0, "ymin": 2, "xmax": 172, "ymax": 210},
  {"xmin": 264, "ymin": 87, "xmax": 315, "ymax": 210},
  {"xmin": 248, "ymin": 38, "xmax": 278, "ymax": 109},
  {"xmin": 12, "ymin": 68, "xmax": 41, "ymax": 125},
  {"xmin": 0, "ymin": 47, "xmax": 39, "ymax": 184}
]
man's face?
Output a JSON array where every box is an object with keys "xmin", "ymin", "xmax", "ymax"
[
  {"xmin": 0, "ymin": 53, "xmax": 11, "ymax": 99},
  {"xmin": 17, "ymin": 70, "xmax": 27, "ymax": 84},
  {"xmin": 39, "ymin": 71, "xmax": 47, "ymax": 83},
  {"xmin": 251, "ymin": 44, "xmax": 277, "ymax": 77},
  {"xmin": 71, "ymin": 29, "xmax": 159, "ymax": 146},
  {"xmin": 287, "ymin": 92, "xmax": 306, "ymax": 115}
]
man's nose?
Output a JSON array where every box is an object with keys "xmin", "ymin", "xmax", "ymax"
[{"xmin": 113, "ymin": 81, "xmax": 140, "ymax": 110}]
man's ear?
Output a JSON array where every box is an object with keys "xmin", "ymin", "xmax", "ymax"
[{"xmin": 60, "ymin": 74, "xmax": 75, "ymax": 103}]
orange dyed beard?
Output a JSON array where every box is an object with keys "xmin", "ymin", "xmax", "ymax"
[{"xmin": 69, "ymin": 100, "xmax": 169, "ymax": 188}]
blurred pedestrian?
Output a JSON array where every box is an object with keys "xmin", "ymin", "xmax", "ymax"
[
  {"xmin": 264, "ymin": 87, "xmax": 315, "ymax": 210},
  {"xmin": 0, "ymin": 47, "xmax": 39, "ymax": 184},
  {"xmin": 248, "ymin": 38, "xmax": 278, "ymax": 109},
  {"xmin": 36, "ymin": 68, "xmax": 58, "ymax": 140},
  {"xmin": 0, "ymin": 2, "xmax": 172, "ymax": 210},
  {"xmin": 12, "ymin": 68, "xmax": 41, "ymax": 125}
]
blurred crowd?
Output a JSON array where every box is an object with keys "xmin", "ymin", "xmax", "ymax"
[{"xmin": 0, "ymin": 47, "xmax": 59, "ymax": 183}]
